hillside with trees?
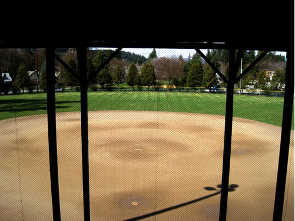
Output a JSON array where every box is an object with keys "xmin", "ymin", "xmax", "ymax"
[{"xmin": 119, "ymin": 51, "xmax": 147, "ymax": 64}]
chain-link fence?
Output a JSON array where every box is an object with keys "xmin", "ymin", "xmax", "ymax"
[{"xmin": 0, "ymin": 48, "xmax": 293, "ymax": 220}]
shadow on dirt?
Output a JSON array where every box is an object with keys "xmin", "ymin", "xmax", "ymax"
[{"xmin": 124, "ymin": 184, "xmax": 239, "ymax": 221}]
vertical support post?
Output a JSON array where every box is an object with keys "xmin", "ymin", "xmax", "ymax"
[
  {"xmin": 35, "ymin": 48, "xmax": 39, "ymax": 92},
  {"xmin": 46, "ymin": 47, "xmax": 61, "ymax": 221},
  {"xmin": 273, "ymin": 50, "xmax": 294, "ymax": 221},
  {"xmin": 77, "ymin": 47, "xmax": 90, "ymax": 221},
  {"xmin": 219, "ymin": 48, "xmax": 236, "ymax": 221}
]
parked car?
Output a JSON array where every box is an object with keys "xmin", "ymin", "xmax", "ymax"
[
  {"xmin": 212, "ymin": 84, "xmax": 220, "ymax": 92},
  {"xmin": 55, "ymin": 87, "xmax": 65, "ymax": 92}
]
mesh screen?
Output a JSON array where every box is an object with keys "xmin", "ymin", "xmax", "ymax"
[
  {"xmin": 227, "ymin": 52, "xmax": 293, "ymax": 221},
  {"xmin": 283, "ymin": 136, "xmax": 294, "ymax": 221},
  {"xmin": 55, "ymin": 49, "xmax": 84, "ymax": 220},
  {"xmin": 228, "ymin": 97, "xmax": 284, "ymax": 220},
  {"xmin": 88, "ymin": 97, "xmax": 224, "ymax": 220},
  {"xmin": 0, "ymin": 49, "xmax": 52, "ymax": 220},
  {"xmin": 56, "ymin": 99, "xmax": 83, "ymax": 220},
  {"xmin": 0, "ymin": 48, "xmax": 293, "ymax": 221}
]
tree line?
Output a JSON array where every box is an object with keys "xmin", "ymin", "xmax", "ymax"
[
  {"xmin": 56, "ymin": 48, "xmax": 286, "ymax": 92},
  {"xmin": 0, "ymin": 48, "xmax": 286, "ymax": 94}
]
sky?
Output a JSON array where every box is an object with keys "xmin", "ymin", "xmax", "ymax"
[
  {"xmin": 92, "ymin": 47, "xmax": 286, "ymax": 59},
  {"xmin": 121, "ymin": 48, "xmax": 201, "ymax": 59},
  {"xmin": 92, "ymin": 48, "xmax": 207, "ymax": 59}
]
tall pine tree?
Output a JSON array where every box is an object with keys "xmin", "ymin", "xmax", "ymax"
[
  {"xmin": 94, "ymin": 51, "xmax": 112, "ymax": 89},
  {"xmin": 186, "ymin": 55, "xmax": 203, "ymax": 87},
  {"xmin": 112, "ymin": 66, "xmax": 125, "ymax": 89},
  {"xmin": 141, "ymin": 62, "xmax": 156, "ymax": 90},
  {"xmin": 203, "ymin": 63, "xmax": 218, "ymax": 91},
  {"xmin": 16, "ymin": 63, "xmax": 29, "ymax": 93},
  {"xmin": 126, "ymin": 62, "xmax": 138, "ymax": 90},
  {"xmin": 148, "ymin": 48, "xmax": 157, "ymax": 59},
  {"xmin": 63, "ymin": 59, "xmax": 79, "ymax": 90}
]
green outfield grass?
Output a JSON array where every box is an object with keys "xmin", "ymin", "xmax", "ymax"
[{"xmin": 0, "ymin": 91, "xmax": 293, "ymax": 128}]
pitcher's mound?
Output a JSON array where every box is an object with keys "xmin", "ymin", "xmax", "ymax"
[{"xmin": 0, "ymin": 111, "xmax": 293, "ymax": 220}]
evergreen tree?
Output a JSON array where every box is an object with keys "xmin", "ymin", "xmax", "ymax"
[
  {"xmin": 182, "ymin": 53, "xmax": 202, "ymax": 86},
  {"xmin": 186, "ymin": 64, "xmax": 197, "ymax": 87},
  {"xmin": 112, "ymin": 66, "xmax": 125, "ymax": 89},
  {"xmin": 179, "ymin": 55, "xmax": 184, "ymax": 61},
  {"xmin": 141, "ymin": 62, "xmax": 156, "ymax": 90},
  {"xmin": 22, "ymin": 49, "xmax": 35, "ymax": 71},
  {"xmin": 220, "ymin": 49, "xmax": 229, "ymax": 64},
  {"xmin": 119, "ymin": 51, "xmax": 147, "ymax": 64},
  {"xmin": 135, "ymin": 73, "xmax": 142, "ymax": 90},
  {"xmin": 241, "ymin": 50, "xmax": 257, "ymax": 76},
  {"xmin": 220, "ymin": 63, "xmax": 229, "ymax": 87},
  {"xmin": 148, "ymin": 48, "xmax": 157, "ymax": 59},
  {"xmin": 93, "ymin": 50, "xmax": 109, "ymax": 69},
  {"xmin": 16, "ymin": 63, "xmax": 29, "ymax": 93},
  {"xmin": 182, "ymin": 60, "xmax": 191, "ymax": 85},
  {"xmin": 64, "ymin": 59, "xmax": 79, "ymax": 87},
  {"xmin": 93, "ymin": 50, "xmax": 112, "ymax": 89},
  {"xmin": 191, "ymin": 53, "xmax": 202, "ymax": 64},
  {"xmin": 97, "ymin": 68, "xmax": 112, "ymax": 89},
  {"xmin": 243, "ymin": 50, "xmax": 256, "ymax": 66},
  {"xmin": 87, "ymin": 56, "xmax": 96, "ymax": 84},
  {"xmin": 180, "ymin": 71, "xmax": 188, "ymax": 87},
  {"xmin": 40, "ymin": 61, "xmax": 47, "ymax": 91},
  {"xmin": 186, "ymin": 62, "xmax": 203, "ymax": 87},
  {"xmin": 172, "ymin": 77, "xmax": 180, "ymax": 87},
  {"xmin": 209, "ymin": 49, "xmax": 227, "ymax": 67},
  {"xmin": 203, "ymin": 63, "xmax": 218, "ymax": 91},
  {"xmin": 270, "ymin": 68, "xmax": 286, "ymax": 91},
  {"xmin": 261, "ymin": 51, "xmax": 286, "ymax": 62},
  {"xmin": 126, "ymin": 62, "xmax": 138, "ymax": 90},
  {"xmin": 256, "ymin": 70, "xmax": 268, "ymax": 90}
]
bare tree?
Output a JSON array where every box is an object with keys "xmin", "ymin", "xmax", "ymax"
[{"xmin": 151, "ymin": 56, "xmax": 185, "ymax": 86}]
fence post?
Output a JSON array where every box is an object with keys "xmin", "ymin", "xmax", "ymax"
[
  {"xmin": 273, "ymin": 50, "xmax": 294, "ymax": 221},
  {"xmin": 219, "ymin": 48, "xmax": 238, "ymax": 221},
  {"xmin": 46, "ymin": 47, "xmax": 61, "ymax": 221},
  {"xmin": 77, "ymin": 47, "xmax": 91, "ymax": 221}
]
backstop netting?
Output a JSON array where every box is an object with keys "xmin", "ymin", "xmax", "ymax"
[{"xmin": 0, "ymin": 48, "xmax": 293, "ymax": 221}]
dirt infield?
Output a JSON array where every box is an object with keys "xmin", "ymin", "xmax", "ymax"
[{"xmin": 0, "ymin": 111, "xmax": 293, "ymax": 221}]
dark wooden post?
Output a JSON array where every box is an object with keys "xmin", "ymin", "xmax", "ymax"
[
  {"xmin": 219, "ymin": 48, "xmax": 237, "ymax": 221},
  {"xmin": 273, "ymin": 49, "xmax": 294, "ymax": 221},
  {"xmin": 46, "ymin": 47, "xmax": 61, "ymax": 221},
  {"xmin": 77, "ymin": 47, "xmax": 91, "ymax": 221}
]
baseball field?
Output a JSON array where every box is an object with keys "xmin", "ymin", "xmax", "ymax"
[{"xmin": 0, "ymin": 91, "xmax": 293, "ymax": 220}]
